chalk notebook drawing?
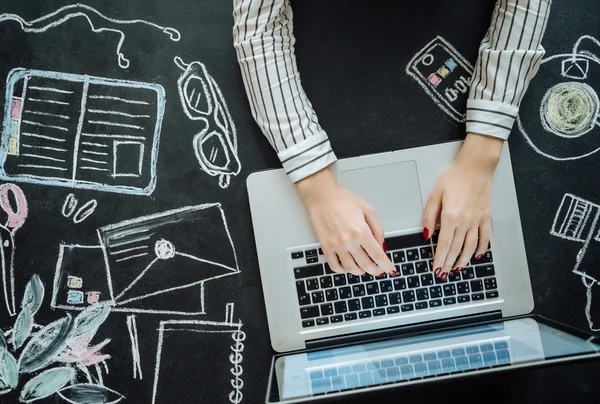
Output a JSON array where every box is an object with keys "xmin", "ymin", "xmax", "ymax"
[
  {"xmin": 51, "ymin": 203, "xmax": 240, "ymax": 315},
  {"xmin": 1, "ymin": 68, "xmax": 165, "ymax": 195}
]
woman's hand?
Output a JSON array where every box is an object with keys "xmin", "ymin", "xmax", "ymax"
[
  {"xmin": 296, "ymin": 167, "xmax": 396, "ymax": 277},
  {"xmin": 423, "ymin": 133, "xmax": 504, "ymax": 279}
]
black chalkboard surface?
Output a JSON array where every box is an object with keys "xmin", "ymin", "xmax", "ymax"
[{"xmin": 0, "ymin": 0, "xmax": 599, "ymax": 403}]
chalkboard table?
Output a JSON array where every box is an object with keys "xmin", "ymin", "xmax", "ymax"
[{"xmin": 0, "ymin": 0, "xmax": 599, "ymax": 403}]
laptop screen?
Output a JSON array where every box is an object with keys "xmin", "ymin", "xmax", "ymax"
[{"xmin": 267, "ymin": 317, "xmax": 600, "ymax": 403}]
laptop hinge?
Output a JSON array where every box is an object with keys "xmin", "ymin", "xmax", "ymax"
[{"xmin": 306, "ymin": 310, "xmax": 503, "ymax": 351}]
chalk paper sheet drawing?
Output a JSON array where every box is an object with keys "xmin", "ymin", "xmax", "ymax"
[
  {"xmin": 517, "ymin": 35, "xmax": 600, "ymax": 161},
  {"xmin": 152, "ymin": 303, "xmax": 245, "ymax": 404},
  {"xmin": 51, "ymin": 203, "xmax": 240, "ymax": 315},
  {"xmin": 550, "ymin": 193, "xmax": 600, "ymax": 331},
  {"xmin": 0, "ymin": 3, "xmax": 181, "ymax": 69},
  {"xmin": 1, "ymin": 68, "xmax": 165, "ymax": 195},
  {"xmin": 406, "ymin": 36, "xmax": 474, "ymax": 123},
  {"xmin": 175, "ymin": 57, "xmax": 241, "ymax": 189}
]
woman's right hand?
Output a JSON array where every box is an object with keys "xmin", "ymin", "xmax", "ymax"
[{"xmin": 296, "ymin": 167, "xmax": 396, "ymax": 277}]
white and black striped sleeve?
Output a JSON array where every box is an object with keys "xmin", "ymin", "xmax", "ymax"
[
  {"xmin": 467, "ymin": 0, "xmax": 552, "ymax": 140},
  {"xmin": 232, "ymin": 0, "xmax": 337, "ymax": 183}
]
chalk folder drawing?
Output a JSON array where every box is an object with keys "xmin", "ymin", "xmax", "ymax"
[{"xmin": 1, "ymin": 68, "xmax": 165, "ymax": 195}]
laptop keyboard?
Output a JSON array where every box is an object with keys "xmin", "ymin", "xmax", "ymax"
[
  {"xmin": 308, "ymin": 340, "xmax": 511, "ymax": 395},
  {"xmin": 292, "ymin": 230, "xmax": 499, "ymax": 328}
]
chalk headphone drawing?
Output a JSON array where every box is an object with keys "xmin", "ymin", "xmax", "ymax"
[
  {"xmin": 517, "ymin": 35, "xmax": 600, "ymax": 160},
  {"xmin": 0, "ymin": 4, "xmax": 181, "ymax": 69}
]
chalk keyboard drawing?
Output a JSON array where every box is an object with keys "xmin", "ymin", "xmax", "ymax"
[
  {"xmin": 152, "ymin": 303, "xmax": 245, "ymax": 404},
  {"xmin": 517, "ymin": 35, "xmax": 600, "ymax": 160},
  {"xmin": 550, "ymin": 193, "xmax": 600, "ymax": 330},
  {"xmin": 175, "ymin": 57, "xmax": 241, "ymax": 189},
  {"xmin": 1, "ymin": 68, "xmax": 165, "ymax": 195},
  {"xmin": 0, "ymin": 3, "xmax": 181, "ymax": 69},
  {"xmin": 406, "ymin": 36, "xmax": 474, "ymax": 122},
  {"xmin": 51, "ymin": 203, "xmax": 240, "ymax": 315}
]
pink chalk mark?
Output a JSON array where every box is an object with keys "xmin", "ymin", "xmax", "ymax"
[
  {"xmin": 86, "ymin": 292, "xmax": 101, "ymax": 304},
  {"xmin": 11, "ymin": 99, "xmax": 22, "ymax": 120},
  {"xmin": 0, "ymin": 183, "xmax": 28, "ymax": 229},
  {"xmin": 428, "ymin": 73, "xmax": 442, "ymax": 87}
]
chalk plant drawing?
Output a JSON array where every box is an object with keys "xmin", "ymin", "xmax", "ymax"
[
  {"xmin": 406, "ymin": 36, "xmax": 474, "ymax": 122},
  {"xmin": 0, "ymin": 183, "xmax": 28, "ymax": 317},
  {"xmin": 152, "ymin": 303, "xmax": 245, "ymax": 404},
  {"xmin": 0, "ymin": 3, "xmax": 181, "ymax": 69},
  {"xmin": 51, "ymin": 203, "xmax": 240, "ymax": 315},
  {"xmin": 0, "ymin": 274, "xmax": 124, "ymax": 403},
  {"xmin": 175, "ymin": 57, "xmax": 241, "ymax": 189},
  {"xmin": 550, "ymin": 193, "xmax": 600, "ymax": 331},
  {"xmin": 62, "ymin": 194, "xmax": 97, "ymax": 224},
  {"xmin": 517, "ymin": 35, "xmax": 600, "ymax": 160},
  {"xmin": 1, "ymin": 68, "xmax": 165, "ymax": 195}
]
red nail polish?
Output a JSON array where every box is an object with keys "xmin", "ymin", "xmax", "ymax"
[
  {"xmin": 441, "ymin": 272, "xmax": 448, "ymax": 280},
  {"xmin": 434, "ymin": 267, "xmax": 441, "ymax": 276},
  {"xmin": 454, "ymin": 267, "xmax": 462, "ymax": 273},
  {"xmin": 476, "ymin": 254, "xmax": 482, "ymax": 260},
  {"xmin": 382, "ymin": 242, "xmax": 387, "ymax": 252},
  {"xmin": 423, "ymin": 228, "xmax": 429, "ymax": 240},
  {"xmin": 390, "ymin": 270, "xmax": 397, "ymax": 276}
]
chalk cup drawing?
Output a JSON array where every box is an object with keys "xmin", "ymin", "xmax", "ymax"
[
  {"xmin": 1, "ymin": 68, "xmax": 165, "ymax": 195},
  {"xmin": 0, "ymin": 274, "xmax": 124, "ymax": 403},
  {"xmin": 0, "ymin": 183, "xmax": 28, "ymax": 317},
  {"xmin": 550, "ymin": 193, "xmax": 600, "ymax": 331},
  {"xmin": 517, "ymin": 35, "xmax": 600, "ymax": 160},
  {"xmin": 152, "ymin": 303, "xmax": 245, "ymax": 404},
  {"xmin": 175, "ymin": 57, "xmax": 241, "ymax": 189},
  {"xmin": 405, "ymin": 36, "xmax": 474, "ymax": 122},
  {"xmin": 62, "ymin": 194, "xmax": 97, "ymax": 224},
  {"xmin": 0, "ymin": 4, "xmax": 181, "ymax": 69},
  {"xmin": 51, "ymin": 203, "xmax": 240, "ymax": 315}
]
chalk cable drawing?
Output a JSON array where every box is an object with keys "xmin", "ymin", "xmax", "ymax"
[
  {"xmin": 62, "ymin": 194, "xmax": 98, "ymax": 224},
  {"xmin": 0, "ymin": 3, "xmax": 181, "ymax": 69}
]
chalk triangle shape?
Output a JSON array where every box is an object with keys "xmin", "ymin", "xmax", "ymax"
[{"xmin": 114, "ymin": 249, "xmax": 238, "ymax": 306}]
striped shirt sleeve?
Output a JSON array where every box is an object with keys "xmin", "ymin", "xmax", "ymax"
[
  {"xmin": 467, "ymin": 0, "xmax": 552, "ymax": 140},
  {"xmin": 232, "ymin": 0, "xmax": 337, "ymax": 183}
]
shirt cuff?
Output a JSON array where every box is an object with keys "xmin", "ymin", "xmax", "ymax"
[
  {"xmin": 465, "ymin": 99, "xmax": 520, "ymax": 140},
  {"xmin": 278, "ymin": 131, "xmax": 338, "ymax": 183}
]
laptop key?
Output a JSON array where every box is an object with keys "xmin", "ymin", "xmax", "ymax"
[
  {"xmin": 392, "ymin": 251, "xmax": 406, "ymax": 263},
  {"xmin": 393, "ymin": 278, "xmax": 407, "ymax": 290},
  {"xmin": 443, "ymin": 297, "xmax": 456, "ymax": 305},
  {"xmin": 472, "ymin": 292, "xmax": 485, "ymax": 301},
  {"xmin": 294, "ymin": 264, "xmax": 323, "ymax": 279},
  {"xmin": 461, "ymin": 267, "xmax": 475, "ymax": 280},
  {"xmin": 306, "ymin": 278, "xmax": 320, "ymax": 291},
  {"xmin": 401, "ymin": 303, "xmax": 414, "ymax": 312},
  {"xmin": 452, "ymin": 348, "xmax": 465, "ymax": 356},
  {"xmin": 475, "ymin": 264, "xmax": 495, "ymax": 278},
  {"xmin": 316, "ymin": 317, "xmax": 329, "ymax": 326},
  {"xmin": 424, "ymin": 352, "xmax": 437, "ymax": 361},
  {"xmin": 331, "ymin": 375, "xmax": 345, "ymax": 390},
  {"xmin": 339, "ymin": 286, "xmax": 352, "ymax": 299},
  {"xmin": 457, "ymin": 295, "xmax": 471, "ymax": 303},
  {"xmin": 358, "ymin": 371, "xmax": 373, "ymax": 386},
  {"xmin": 298, "ymin": 294, "xmax": 311, "ymax": 306},
  {"xmin": 438, "ymin": 350, "xmax": 451, "ymax": 359},
  {"xmin": 497, "ymin": 350, "xmax": 511, "ymax": 364},
  {"xmin": 473, "ymin": 251, "xmax": 493, "ymax": 264},
  {"xmin": 420, "ymin": 246, "xmax": 434, "ymax": 259},
  {"xmin": 407, "ymin": 276, "xmax": 420, "ymax": 288},
  {"xmin": 435, "ymin": 275, "xmax": 448, "ymax": 284},
  {"xmin": 344, "ymin": 313, "xmax": 358, "ymax": 321},
  {"xmin": 400, "ymin": 364, "xmax": 415, "ymax": 379},
  {"xmin": 311, "ymin": 377, "xmax": 332, "ymax": 394},
  {"xmin": 484, "ymin": 278, "xmax": 497, "ymax": 290},
  {"xmin": 330, "ymin": 315, "xmax": 343, "ymax": 323},
  {"xmin": 469, "ymin": 353, "xmax": 483, "ymax": 368},
  {"xmin": 455, "ymin": 356, "xmax": 469, "ymax": 370},
  {"xmin": 373, "ymin": 308, "xmax": 386, "ymax": 316},
  {"xmin": 320, "ymin": 303, "xmax": 334, "ymax": 316},
  {"xmin": 409, "ymin": 354, "xmax": 423, "ymax": 363},
  {"xmin": 466, "ymin": 346, "xmax": 479, "ymax": 354},
  {"xmin": 386, "ymin": 233, "xmax": 424, "ymax": 250},
  {"xmin": 302, "ymin": 319, "xmax": 315, "ymax": 328},
  {"xmin": 441, "ymin": 358, "xmax": 456, "ymax": 373},
  {"xmin": 420, "ymin": 273, "xmax": 434, "ymax": 286},
  {"xmin": 306, "ymin": 256, "xmax": 319, "ymax": 264},
  {"xmin": 483, "ymin": 352, "xmax": 497, "ymax": 366},
  {"xmin": 443, "ymin": 284, "xmax": 456, "ymax": 296},
  {"xmin": 428, "ymin": 360, "xmax": 442, "ymax": 375},
  {"xmin": 359, "ymin": 310, "xmax": 372, "ymax": 319},
  {"xmin": 429, "ymin": 286, "xmax": 443, "ymax": 298},
  {"xmin": 395, "ymin": 356, "xmax": 409, "ymax": 365},
  {"xmin": 415, "ymin": 261, "xmax": 428, "ymax": 273},
  {"xmin": 486, "ymin": 291, "xmax": 499, "ymax": 299},
  {"xmin": 495, "ymin": 341, "xmax": 508, "ymax": 350},
  {"xmin": 291, "ymin": 251, "xmax": 304, "ymax": 259},
  {"xmin": 429, "ymin": 299, "xmax": 442, "ymax": 307},
  {"xmin": 312, "ymin": 291, "xmax": 325, "ymax": 303},
  {"xmin": 381, "ymin": 359, "xmax": 395, "ymax": 368},
  {"xmin": 324, "ymin": 263, "xmax": 335, "ymax": 274},
  {"xmin": 406, "ymin": 249, "xmax": 419, "ymax": 261},
  {"xmin": 457, "ymin": 282, "xmax": 470, "ymax": 294},
  {"xmin": 361, "ymin": 273, "xmax": 374, "ymax": 282},
  {"xmin": 380, "ymin": 280, "xmax": 393, "ymax": 292},
  {"xmin": 366, "ymin": 282, "xmax": 380, "ymax": 295},
  {"xmin": 415, "ymin": 301, "xmax": 428, "ymax": 310},
  {"xmin": 325, "ymin": 289, "xmax": 338, "ymax": 302},
  {"xmin": 470, "ymin": 280, "xmax": 484, "ymax": 292},
  {"xmin": 480, "ymin": 343, "xmax": 494, "ymax": 352},
  {"xmin": 414, "ymin": 362, "xmax": 428, "ymax": 377},
  {"xmin": 416, "ymin": 288, "xmax": 429, "ymax": 301},
  {"xmin": 389, "ymin": 292, "xmax": 402, "ymax": 305},
  {"xmin": 387, "ymin": 305, "xmax": 400, "ymax": 314},
  {"xmin": 386, "ymin": 366, "xmax": 401, "ymax": 382},
  {"xmin": 347, "ymin": 274, "xmax": 361, "ymax": 284},
  {"xmin": 401, "ymin": 263, "xmax": 415, "ymax": 276},
  {"xmin": 361, "ymin": 296, "xmax": 375, "ymax": 309},
  {"xmin": 402, "ymin": 290, "xmax": 415, "ymax": 302},
  {"xmin": 333, "ymin": 274, "xmax": 346, "ymax": 286},
  {"xmin": 375, "ymin": 295, "xmax": 388, "ymax": 307},
  {"xmin": 339, "ymin": 366, "xmax": 352, "ymax": 375},
  {"xmin": 352, "ymin": 284, "xmax": 366, "ymax": 297},
  {"xmin": 334, "ymin": 301, "xmax": 347, "ymax": 313},
  {"xmin": 448, "ymin": 271, "xmax": 461, "ymax": 282},
  {"xmin": 348, "ymin": 299, "xmax": 361, "ymax": 311},
  {"xmin": 345, "ymin": 373, "xmax": 360, "ymax": 388},
  {"xmin": 300, "ymin": 306, "xmax": 320, "ymax": 319}
]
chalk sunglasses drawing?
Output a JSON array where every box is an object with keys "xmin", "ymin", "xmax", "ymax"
[
  {"xmin": 175, "ymin": 57, "xmax": 241, "ymax": 189},
  {"xmin": 517, "ymin": 35, "xmax": 600, "ymax": 161},
  {"xmin": 1, "ymin": 68, "xmax": 165, "ymax": 195},
  {"xmin": 0, "ymin": 3, "xmax": 181, "ymax": 69}
]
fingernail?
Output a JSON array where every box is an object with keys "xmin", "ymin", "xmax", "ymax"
[
  {"xmin": 390, "ymin": 270, "xmax": 397, "ymax": 276},
  {"xmin": 377, "ymin": 272, "xmax": 385, "ymax": 278},
  {"xmin": 382, "ymin": 242, "xmax": 387, "ymax": 252},
  {"xmin": 423, "ymin": 228, "xmax": 429, "ymax": 240},
  {"xmin": 476, "ymin": 254, "xmax": 482, "ymax": 260},
  {"xmin": 454, "ymin": 267, "xmax": 462, "ymax": 273},
  {"xmin": 434, "ymin": 267, "xmax": 441, "ymax": 276},
  {"xmin": 441, "ymin": 272, "xmax": 448, "ymax": 280}
]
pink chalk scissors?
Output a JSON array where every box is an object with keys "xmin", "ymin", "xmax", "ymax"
[{"xmin": 0, "ymin": 183, "xmax": 28, "ymax": 316}]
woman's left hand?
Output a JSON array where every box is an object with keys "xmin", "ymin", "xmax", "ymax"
[{"xmin": 423, "ymin": 133, "xmax": 504, "ymax": 279}]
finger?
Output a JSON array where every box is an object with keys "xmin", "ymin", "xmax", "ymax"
[
  {"xmin": 362, "ymin": 235, "xmax": 396, "ymax": 275},
  {"xmin": 364, "ymin": 205, "xmax": 385, "ymax": 245},
  {"xmin": 423, "ymin": 186, "xmax": 442, "ymax": 240},
  {"xmin": 324, "ymin": 250, "xmax": 344, "ymax": 274},
  {"xmin": 443, "ymin": 226, "xmax": 468, "ymax": 273},
  {"xmin": 475, "ymin": 218, "xmax": 491, "ymax": 259},
  {"xmin": 432, "ymin": 219, "xmax": 456, "ymax": 277},
  {"xmin": 350, "ymin": 245, "xmax": 382, "ymax": 277},
  {"xmin": 454, "ymin": 227, "xmax": 479, "ymax": 269},
  {"xmin": 337, "ymin": 250, "xmax": 364, "ymax": 276}
]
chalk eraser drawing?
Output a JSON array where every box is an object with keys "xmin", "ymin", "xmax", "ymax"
[
  {"xmin": 406, "ymin": 36, "xmax": 474, "ymax": 122},
  {"xmin": 1, "ymin": 68, "xmax": 165, "ymax": 195},
  {"xmin": 517, "ymin": 35, "xmax": 600, "ymax": 161}
]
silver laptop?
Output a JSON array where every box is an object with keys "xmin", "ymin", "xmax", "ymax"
[{"xmin": 247, "ymin": 141, "xmax": 600, "ymax": 402}]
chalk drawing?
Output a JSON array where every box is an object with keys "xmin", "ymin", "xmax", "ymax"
[
  {"xmin": 152, "ymin": 303, "xmax": 245, "ymax": 404},
  {"xmin": 406, "ymin": 36, "xmax": 474, "ymax": 122},
  {"xmin": 517, "ymin": 35, "xmax": 600, "ymax": 160},
  {"xmin": 51, "ymin": 203, "xmax": 240, "ymax": 315},
  {"xmin": 1, "ymin": 68, "xmax": 165, "ymax": 195},
  {"xmin": 126, "ymin": 315, "xmax": 143, "ymax": 380},
  {"xmin": 0, "ymin": 4, "xmax": 181, "ymax": 69},
  {"xmin": 62, "ymin": 194, "xmax": 98, "ymax": 224},
  {"xmin": 550, "ymin": 193, "xmax": 600, "ymax": 331},
  {"xmin": 175, "ymin": 57, "xmax": 241, "ymax": 189}
]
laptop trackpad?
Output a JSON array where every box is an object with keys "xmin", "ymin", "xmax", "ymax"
[{"xmin": 340, "ymin": 161, "xmax": 423, "ymax": 231}]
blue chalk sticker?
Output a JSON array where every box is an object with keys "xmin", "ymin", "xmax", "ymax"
[{"xmin": 66, "ymin": 290, "xmax": 84, "ymax": 305}]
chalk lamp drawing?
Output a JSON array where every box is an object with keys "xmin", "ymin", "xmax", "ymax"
[
  {"xmin": 62, "ymin": 194, "xmax": 97, "ymax": 224},
  {"xmin": 0, "ymin": 3, "xmax": 181, "ymax": 69},
  {"xmin": 406, "ymin": 36, "xmax": 474, "ymax": 122},
  {"xmin": 152, "ymin": 303, "xmax": 245, "ymax": 404},
  {"xmin": 175, "ymin": 57, "xmax": 241, "ymax": 189},
  {"xmin": 550, "ymin": 193, "xmax": 600, "ymax": 331},
  {"xmin": 0, "ymin": 275, "xmax": 124, "ymax": 403},
  {"xmin": 517, "ymin": 35, "xmax": 600, "ymax": 160},
  {"xmin": 51, "ymin": 203, "xmax": 240, "ymax": 315},
  {"xmin": 1, "ymin": 68, "xmax": 165, "ymax": 195}
]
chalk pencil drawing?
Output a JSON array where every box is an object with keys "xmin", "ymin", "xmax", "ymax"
[
  {"xmin": 550, "ymin": 193, "xmax": 600, "ymax": 331},
  {"xmin": 1, "ymin": 68, "xmax": 165, "ymax": 195},
  {"xmin": 517, "ymin": 35, "xmax": 600, "ymax": 160},
  {"xmin": 152, "ymin": 303, "xmax": 245, "ymax": 404},
  {"xmin": 1, "ymin": 275, "xmax": 124, "ymax": 403},
  {"xmin": 62, "ymin": 194, "xmax": 97, "ymax": 224},
  {"xmin": 0, "ymin": 183, "xmax": 28, "ymax": 317},
  {"xmin": 175, "ymin": 57, "xmax": 241, "ymax": 189},
  {"xmin": 126, "ymin": 315, "xmax": 143, "ymax": 380},
  {"xmin": 406, "ymin": 36, "xmax": 474, "ymax": 122},
  {"xmin": 0, "ymin": 4, "xmax": 181, "ymax": 69},
  {"xmin": 51, "ymin": 203, "xmax": 240, "ymax": 315}
]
